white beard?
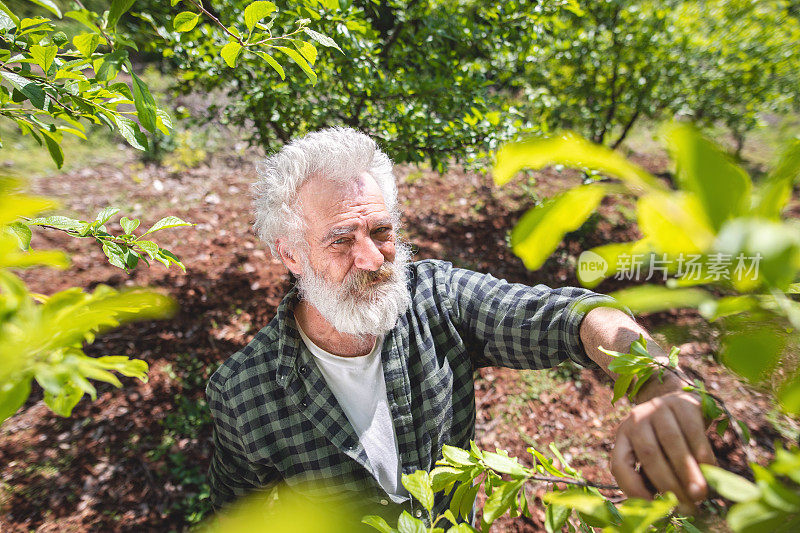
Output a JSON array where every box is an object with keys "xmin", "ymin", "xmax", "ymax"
[{"xmin": 296, "ymin": 242, "xmax": 412, "ymax": 337}]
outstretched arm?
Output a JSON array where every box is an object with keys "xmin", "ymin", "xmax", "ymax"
[{"xmin": 579, "ymin": 306, "xmax": 716, "ymax": 510}]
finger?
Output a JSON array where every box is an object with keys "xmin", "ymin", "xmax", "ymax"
[
  {"xmin": 630, "ymin": 421, "xmax": 694, "ymax": 506},
  {"xmin": 668, "ymin": 395, "xmax": 717, "ymax": 467},
  {"xmin": 652, "ymin": 405, "xmax": 707, "ymax": 502},
  {"xmin": 611, "ymin": 431, "xmax": 652, "ymax": 500}
]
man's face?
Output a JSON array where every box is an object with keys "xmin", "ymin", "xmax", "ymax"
[
  {"xmin": 292, "ymin": 173, "xmax": 411, "ymax": 336},
  {"xmin": 298, "ymin": 172, "xmax": 397, "ymax": 285}
]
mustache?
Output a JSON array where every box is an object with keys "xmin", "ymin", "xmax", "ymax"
[{"xmin": 344, "ymin": 262, "xmax": 396, "ymax": 293}]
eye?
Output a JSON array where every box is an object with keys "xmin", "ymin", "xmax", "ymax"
[
  {"xmin": 372, "ymin": 227, "xmax": 392, "ymax": 237},
  {"xmin": 332, "ymin": 238, "xmax": 348, "ymax": 245}
]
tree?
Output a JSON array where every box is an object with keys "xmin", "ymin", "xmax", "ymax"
[
  {"xmin": 0, "ymin": 0, "xmax": 337, "ymax": 421},
  {"xmin": 150, "ymin": 0, "xmax": 572, "ymax": 171},
  {"xmin": 504, "ymin": 0, "xmax": 800, "ymax": 151}
]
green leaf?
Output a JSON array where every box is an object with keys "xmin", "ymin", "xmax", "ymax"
[
  {"xmin": 608, "ymin": 285, "xmax": 711, "ymax": 315},
  {"xmin": 26, "ymin": 215, "xmax": 82, "ymax": 232},
  {"xmin": 221, "ymin": 41, "xmax": 243, "ymax": 67},
  {"xmin": 629, "ymin": 367, "xmax": 655, "ymax": 400},
  {"xmin": 30, "ymin": 44, "xmax": 57, "ymax": 73},
  {"xmin": 726, "ymin": 500, "xmax": 786, "ymax": 532},
  {"xmin": 244, "ymin": 1, "xmax": 277, "ymax": 32},
  {"xmin": 700, "ymin": 392, "xmax": 723, "ymax": 421},
  {"xmin": 460, "ymin": 482, "xmax": 480, "ymax": 521},
  {"xmin": 613, "ymin": 494, "xmax": 677, "ymax": 532},
  {"xmin": 95, "ymin": 206, "xmax": 120, "ymax": 225},
  {"xmin": 102, "ymin": 240, "xmax": 128, "ymax": 270},
  {"xmin": 529, "ymin": 447, "xmax": 566, "ymax": 477},
  {"xmin": 0, "ymin": 377, "xmax": 32, "ymax": 424},
  {"xmin": 41, "ymin": 129, "xmax": 63, "ymax": 168},
  {"xmin": 295, "ymin": 40, "xmax": 317, "ymax": 65},
  {"xmin": 157, "ymin": 249, "xmax": 185, "ymax": 272},
  {"xmin": 430, "ymin": 466, "xmax": 465, "ymax": 493},
  {"xmin": 397, "ymin": 511, "xmax": 426, "ymax": 533},
  {"xmin": 173, "ymin": 11, "xmax": 200, "ymax": 32},
  {"xmin": 482, "ymin": 450, "xmax": 529, "ymax": 477},
  {"xmin": 542, "ymin": 490, "xmax": 613, "ymax": 527},
  {"xmin": 661, "ymin": 122, "xmax": 751, "ymax": 231},
  {"xmin": 2, "ymin": 71, "xmax": 46, "ymax": 110},
  {"xmin": 721, "ymin": 328, "xmax": 785, "ymax": 382},
  {"xmin": 141, "ymin": 216, "xmax": 193, "ymax": 237},
  {"xmin": 700, "ymin": 464, "xmax": 761, "ymax": 502},
  {"xmin": 753, "ymin": 139, "xmax": 800, "ymax": 219},
  {"xmin": 611, "ymin": 373, "xmax": 634, "ymax": 405},
  {"xmin": 494, "ymin": 132, "xmax": 661, "ymax": 191},
  {"xmin": 64, "ymin": 10, "xmax": 101, "ymax": 33},
  {"xmin": 402, "ymin": 471, "xmax": 434, "ymax": 512},
  {"xmin": 274, "ymin": 45, "xmax": 317, "ymax": 84},
  {"xmin": 130, "ymin": 71, "xmax": 158, "ymax": 133},
  {"xmin": 637, "ymin": 191, "xmax": 716, "ymax": 255},
  {"xmin": 134, "ymin": 240, "xmax": 159, "ymax": 260},
  {"xmin": 667, "ymin": 346, "xmax": 680, "ymax": 368},
  {"xmin": 361, "ymin": 515, "xmax": 395, "ymax": 533},
  {"xmin": 114, "ymin": 115, "xmax": 148, "ymax": 151},
  {"xmin": 449, "ymin": 481, "xmax": 471, "ymax": 520},
  {"xmin": 257, "ymin": 52, "xmax": 285, "ymax": 79},
  {"xmin": 43, "ymin": 381, "xmax": 84, "ymax": 417},
  {"xmin": 120, "ymin": 217, "xmax": 139, "ymax": 235},
  {"xmin": 442, "ymin": 445, "xmax": 476, "ymax": 466},
  {"xmin": 303, "ymin": 28, "xmax": 343, "ymax": 53},
  {"xmin": 737, "ymin": 420, "xmax": 752, "ymax": 444},
  {"xmin": 7, "ymin": 222, "xmax": 32, "ymax": 250},
  {"xmin": 778, "ymin": 379, "xmax": 800, "ymax": 416},
  {"xmin": 483, "ymin": 479, "xmax": 525, "ymax": 524},
  {"xmin": 753, "ymin": 464, "xmax": 800, "ymax": 513},
  {"xmin": 27, "ymin": 0, "xmax": 62, "ymax": 18},
  {"xmin": 716, "ymin": 417, "xmax": 730, "ymax": 438},
  {"xmin": 73, "ymin": 33, "xmax": 103, "ymax": 57},
  {"xmin": 94, "ymin": 49, "xmax": 128, "ymax": 82},
  {"xmin": 510, "ymin": 184, "xmax": 607, "ymax": 270},
  {"xmin": 108, "ymin": 0, "xmax": 135, "ymax": 30},
  {"xmin": 544, "ymin": 503, "xmax": 571, "ymax": 533},
  {"xmin": 155, "ymin": 109, "xmax": 172, "ymax": 135}
]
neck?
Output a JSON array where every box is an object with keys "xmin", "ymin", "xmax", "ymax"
[{"xmin": 293, "ymin": 299, "xmax": 376, "ymax": 357}]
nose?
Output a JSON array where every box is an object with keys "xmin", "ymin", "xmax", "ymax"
[{"xmin": 353, "ymin": 236, "xmax": 385, "ymax": 271}]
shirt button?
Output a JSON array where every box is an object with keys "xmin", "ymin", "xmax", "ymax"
[
  {"xmin": 380, "ymin": 499, "xmax": 388, "ymax": 506},
  {"xmin": 300, "ymin": 400, "xmax": 307, "ymax": 408},
  {"xmin": 415, "ymin": 510, "xmax": 422, "ymax": 517},
  {"xmin": 299, "ymin": 365, "xmax": 308, "ymax": 375}
]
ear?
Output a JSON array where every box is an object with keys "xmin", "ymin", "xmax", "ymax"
[{"xmin": 276, "ymin": 238, "xmax": 303, "ymax": 276}]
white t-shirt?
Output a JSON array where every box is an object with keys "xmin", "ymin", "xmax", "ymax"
[{"xmin": 297, "ymin": 325, "xmax": 409, "ymax": 502}]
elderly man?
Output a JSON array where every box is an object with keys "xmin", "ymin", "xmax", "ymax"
[{"xmin": 206, "ymin": 127, "xmax": 714, "ymax": 524}]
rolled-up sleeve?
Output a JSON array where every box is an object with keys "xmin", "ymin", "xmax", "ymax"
[{"xmin": 443, "ymin": 264, "xmax": 623, "ymax": 369}]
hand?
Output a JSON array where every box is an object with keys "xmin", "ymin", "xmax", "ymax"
[{"xmin": 610, "ymin": 391, "xmax": 716, "ymax": 510}]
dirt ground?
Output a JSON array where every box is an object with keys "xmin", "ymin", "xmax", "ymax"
[{"xmin": 1, "ymin": 145, "xmax": 797, "ymax": 532}]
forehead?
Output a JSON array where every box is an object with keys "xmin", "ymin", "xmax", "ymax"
[{"xmin": 298, "ymin": 173, "xmax": 391, "ymax": 236}]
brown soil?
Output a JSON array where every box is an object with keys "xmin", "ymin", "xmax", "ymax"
[{"xmin": 1, "ymin": 148, "xmax": 797, "ymax": 532}]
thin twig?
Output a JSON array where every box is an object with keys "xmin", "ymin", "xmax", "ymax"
[
  {"xmin": 185, "ymin": 0, "xmax": 245, "ymax": 46},
  {"xmin": 527, "ymin": 474, "xmax": 620, "ymax": 491},
  {"xmin": 74, "ymin": 0, "xmax": 113, "ymax": 47}
]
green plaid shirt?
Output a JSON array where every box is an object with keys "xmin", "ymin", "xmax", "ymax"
[{"xmin": 207, "ymin": 259, "xmax": 614, "ymax": 522}]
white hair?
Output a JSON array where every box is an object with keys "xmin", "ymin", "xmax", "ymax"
[{"xmin": 252, "ymin": 127, "xmax": 399, "ymax": 254}]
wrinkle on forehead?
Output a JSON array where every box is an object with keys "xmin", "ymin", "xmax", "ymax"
[
  {"xmin": 297, "ymin": 173, "xmax": 390, "ymax": 241},
  {"xmin": 299, "ymin": 173, "xmax": 384, "ymax": 215}
]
